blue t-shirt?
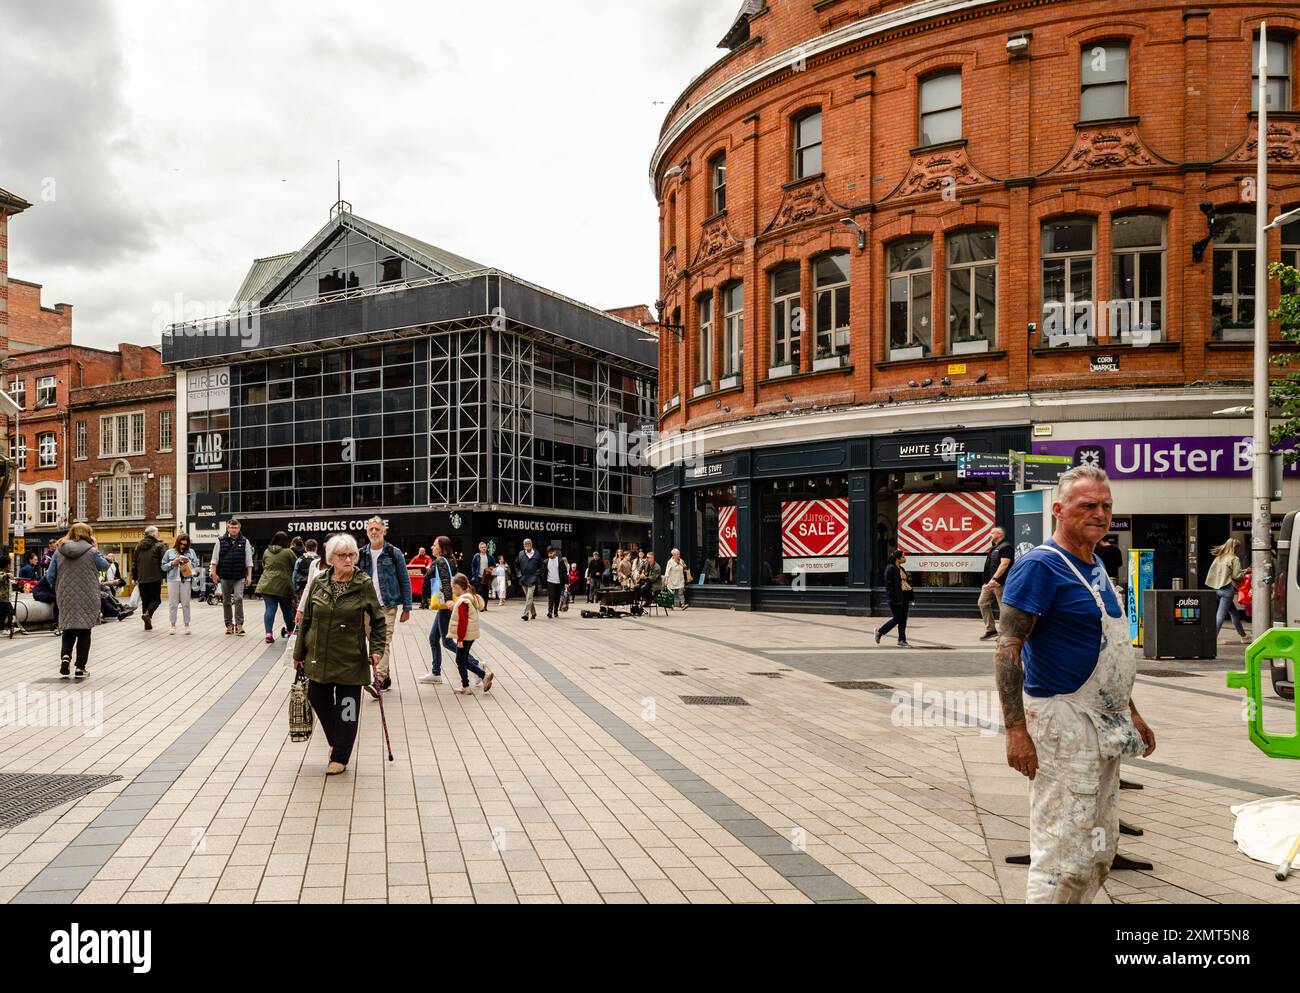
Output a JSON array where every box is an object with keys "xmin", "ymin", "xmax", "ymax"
[{"xmin": 1001, "ymin": 539, "xmax": 1123, "ymax": 698}]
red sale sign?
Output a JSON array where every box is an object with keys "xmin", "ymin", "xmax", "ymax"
[
  {"xmin": 897, "ymin": 492, "xmax": 995, "ymax": 555},
  {"xmin": 717, "ymin": 506, "xmax": 738, "ymax": 559},
  {"xmin": 782, "ymin": 498, "xmax": 849, "ymax": 573}
]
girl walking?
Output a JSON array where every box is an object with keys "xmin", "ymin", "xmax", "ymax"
[
  {"xmin": 493, "ymin": 553, "xmax": 509, "ymax": 603},
  {"xmin": 875, "ymin": 550, "xmax": 914, "ymax": 649},
  {"xmin": 46, "ymin": 523, "xmax": 111, "ymax": 678},
  {"xmin": 449, "ymin": 574, "xmax": 494, "ymax": 696},
  {"xmin": 257, "ymin": 531, "xmax": 298, "ymax": 643},
  {"xmin": 1205, "ymin": 537, "xmax": 1250, "ymax": 644},
  {"xmin": 161, "ymin": 533, "xmax": 201, "ymax": 634}
]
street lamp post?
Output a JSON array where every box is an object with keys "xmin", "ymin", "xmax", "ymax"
[
  {"xmin": 0, "ymin": 387, "xmax": 20, "ymax": 551},
  {"xmin": 1251, "ymin": 23, "xmax": 1273, "ymax": 636}
]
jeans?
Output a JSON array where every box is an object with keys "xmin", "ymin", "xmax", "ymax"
[
  {"xmin": 221, "ymin": 579, "xmax": 245, "ymax": 628},
  {"xmin": 430, "ymin": 609, "xmax": 481, "ymax": 676},
  {"xmin": 454, "ymin": 639, "xmax": 486, "ymax": 688},
  {"xmin": 547, "ymin": 582, "xmax": 564, "ymax": 616},
  {"xmin": 138, "ymin": 580, "xmax": 162, "ymax": 619},
  {"xmin": 263, "ymin": 594, "xmax": 296, "ymax": 636},
  {"xmin": 878, "ymin": 602, "xmax": 910, "ymax": 643},
  {"xmin": 61, "ymin": 628, "xmax": 92, "ymax": 670},
  {"xmin": 587, "ymin": 576, "xmax": 601, "ymax": 602},
  {"xmin": 1215, "ymin": 586, "xmax": 1247, "ymax": 637},
  {"xmin": 307, "ymin": 681, "xmax": 362, "ymax": 765},
  {"xmin": 978, "ymin": 583, "xmax": 1004, "ymax": 633},
  {"xmin": 168, "ymin": 576, "xmax": 193, "ymax": 627}
]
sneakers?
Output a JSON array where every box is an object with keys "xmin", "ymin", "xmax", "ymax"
[
  {"xmin": 184, "ymin": 626, "xmax": 192, "ymax": 636},
  {"xmin": 170, "ymin": 625, "xmax": 177, "ymax": 636},
  {"xmin": 265, "ymin": 634, "xmax": 275, "ymax": 644},
  {"xmin": 225, "ymin": 626, "xmax": 234, "ymax": 636},
  {"xmin": 521, "ymin": 614, "xmax": 529, "ymax": 621},
  {"xmin": 417, "ymin": 673, "xmax": 443, "ymax": 685},
  {"xmin": 979, "ymin": 631, "xmax": 998, "ymax": 642},
  {"xmin": 483, "ymin": 670, "xmax": 494, "ymax": 693},
  {"xmin": 898, "ymin": 641, "xmax": 913, "ymax": 649},
  {"xmin": 59, "ymin": 656, "xmax": 71, "ymax": 677},
  {"xmin": 874, "ymin": 628, "xmax": 883, "ymax": 645},
  {"xmin": 74, "ymin": 666, "xmax": 87, "ymax": 678},
  {"xmin": 381, "ymin": 677, "xmax": 392, "ymax": 691},
  {"xmin": 235, "ymin": 626, "xmax": 246, "ymax": 637},
  {"xmin": 326, "ymin": 762, "xmax": 347, "ymax": 776},
  {"xmin": 363, "ymin": 682, "xmax": 380, "ymax": 699}
]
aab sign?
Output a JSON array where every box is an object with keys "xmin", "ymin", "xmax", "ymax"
[{"xmin": 192, "ymin": 433, "xmax": 225, "ymax": 471}]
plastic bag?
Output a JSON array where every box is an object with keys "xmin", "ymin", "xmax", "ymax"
[{"xmin": 1231, "ymin": 795, "xmax": 1300, "ymax": 867}]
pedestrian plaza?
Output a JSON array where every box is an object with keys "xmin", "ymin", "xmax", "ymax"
[{"xmin": 0, "ymin": 603, "xmax": 1289, "ymax": 905}]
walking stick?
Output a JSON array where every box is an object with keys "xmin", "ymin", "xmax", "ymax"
[{"xmin": 371, "ymin": 660, "xmax": 394, "ymax": 762}]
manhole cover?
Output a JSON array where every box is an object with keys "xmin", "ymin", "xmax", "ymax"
[
  {"xmin": 681, "ymin": 696, "xmax": 749, "ymax": 706},
  {"xmin": 661, "ymin": 671, "xmax": 687, "ymax": 677},
  {"xmin": 0, "ymin": 773, "xmax": 122, "ymax": 831},
  {"xmin": 1137, "ymin": 670, "xmax": 1200, "ymax": 678},
  {"xmin": 747, "ymin": 672, "xmax": 783, "ymax": 679},
  {"xmin": 829, "ymin": 681, "xmax": 896, "ymax": 691}
]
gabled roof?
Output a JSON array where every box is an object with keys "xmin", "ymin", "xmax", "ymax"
[
  {"xmin": 718, "ymin": 0, "xmax": 764, "ymax": 50},
  {"xmin": 0, "ymin": 185, "xmax": 32, "ymax": 215},
  {"xmin": 231, "ymin": 209, "xmax": 486, "ymax": 308}
]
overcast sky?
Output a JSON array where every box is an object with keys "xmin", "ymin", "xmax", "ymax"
[{"xmin": 0, "ymin": 0, "xmax": 740, "ymax": 348}]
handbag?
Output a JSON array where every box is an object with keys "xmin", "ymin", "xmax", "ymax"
[
  {"xmin": 899, "ymin": 568, "xmax": 913, "ymax": 594},
  {"xmin": 179, "ymin": 556, "xmax": 194, "ymax": 579},
  {"xmin": 288, "ymin": 670, "xmax": 313, "ymax": 743}
]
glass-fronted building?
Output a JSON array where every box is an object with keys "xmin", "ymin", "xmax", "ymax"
[{"xmin": 165, "ymin": 206, "xmax": 657, "ymax": 563}]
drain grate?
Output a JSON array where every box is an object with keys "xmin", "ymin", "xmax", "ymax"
[
  {"xmin": 1137, "ymin": 669, "xmax": 1200, "ymax": 678},
  {"xmin": 661, "ymin": 671, "xmax": 687, "ymax": 677},
  {"xmin": 747, "ymin": 672, "xmax": 784, "ymax": 679},
  {"xmin": 0, "ymin": 773, "xmax": 122, "ymax": 832},
  {"xmin": 681, "ymin": 696, "xmax": 749, "ymax": 706},
  {"xmin": 829, "ymin": 681, "xmax": 896, "ymax": 691}
]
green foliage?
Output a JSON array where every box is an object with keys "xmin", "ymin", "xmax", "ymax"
[{"xmin": 1268, "ymin": 261, "xmax": 1300, "ymax": 461}]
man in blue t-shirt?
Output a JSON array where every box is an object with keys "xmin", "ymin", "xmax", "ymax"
[{"xmin": 994, "ymin": 465, "xmax": 1156, "ymax": 904}]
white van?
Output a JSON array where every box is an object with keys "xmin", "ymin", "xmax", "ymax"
[{"xmin": 1269, "ymin": 512, "xmax": 1299, "ymax": 700}]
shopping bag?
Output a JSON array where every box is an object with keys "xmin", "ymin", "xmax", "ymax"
[
  {"xmin": 288, "ymin": 670, "xmax": 314, "ymax": 743},
  {"xmin": 129, "ymin": 584, "xmax": 141, "ymax": 609}
]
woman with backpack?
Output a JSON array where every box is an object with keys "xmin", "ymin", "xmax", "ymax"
[
  {"xmin": 161, "ymin": 533, "xmax": 201, "ymax": 635},
  {"xmin": 257, "ymin": 531, "xmax": 298, "ymax": 644},
  {"xmin": 45, "ymin": 523, "xmax": 111, "ymax": 678}
]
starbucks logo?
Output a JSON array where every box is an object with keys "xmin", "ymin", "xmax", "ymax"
[{"xmin": 450, "ymin": 513, "xmax": 463, "ymax": 530}]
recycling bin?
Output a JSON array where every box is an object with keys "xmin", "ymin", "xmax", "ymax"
[{"xmin": 1142, "ymin": 589, "xmax": 1217, "ymax": 660}]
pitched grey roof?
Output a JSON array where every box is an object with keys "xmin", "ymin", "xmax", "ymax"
[
  {"xmin": 719, "ymin": 0, "xmax": 764, "ymax": 50},
  {"xmin": 352, "ymin": 214, "xmax": 485, "ymax": 277},
  {"xmin": 230, "ymin": 252, "xmax": 296, "ymax": 309}
]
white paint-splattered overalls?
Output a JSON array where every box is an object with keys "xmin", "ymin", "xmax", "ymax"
[{"xmin": 1024, "ymin": 546, "xmax": 1145, "ymax": 904}]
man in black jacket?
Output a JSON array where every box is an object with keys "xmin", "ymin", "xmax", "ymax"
[
  {"xmin": 470, "ymin": 541, "xmax": 493, "ymax": 613},
  {"xmin": 133, "ymin": 526, "xmax": 166, "ymax": 631},
  {"xmin": 515, "ymin": 539, "xmax": 543, "ymax": 621},
  {"xmin": 585, "ymin": 551, "xmax": 605, "ymax": 603}
]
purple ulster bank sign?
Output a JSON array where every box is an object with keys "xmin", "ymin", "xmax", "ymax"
[{"xmin": 1032, "ymin": 436, "xmax": 1300, "ymax": 480}]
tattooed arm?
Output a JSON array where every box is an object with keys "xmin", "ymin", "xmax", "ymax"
[{"xmin": 995, "ymin": 604, "xmax": 1039, "ymax": 779}]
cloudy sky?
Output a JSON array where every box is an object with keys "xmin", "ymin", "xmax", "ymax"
[{"xmin": 0, "ymin": 0, "xmax": 740, "ymax": 348}]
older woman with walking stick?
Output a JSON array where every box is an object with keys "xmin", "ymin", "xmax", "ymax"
[{"xmin": 292, "ymin": 533, "xmax": 387, "ymax": 776}]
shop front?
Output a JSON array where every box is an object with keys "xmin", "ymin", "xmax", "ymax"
[{"xmin": 654, "ymin": 426, "xmax": 1029, "ymax": 616}]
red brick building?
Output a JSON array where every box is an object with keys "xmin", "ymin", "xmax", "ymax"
[
  {"xmin": 69, "ymin": 372, "xmax": 178, "ymax": 567},
  {"xmin": 649, "ymin": 0, "xmax": 1300, "ymax": 613},
  {"xmin": 0, "ymin": 186, "xmax": 31, "ymax": 545}
]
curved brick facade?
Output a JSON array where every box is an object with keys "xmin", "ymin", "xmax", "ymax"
[{"xmin": 652, "ymin": 0, "xmax": 1300, "ymax": 444}]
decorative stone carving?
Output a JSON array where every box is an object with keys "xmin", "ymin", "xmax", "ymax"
[
  {"xmin": 765, "ymin": 177, "xmax": 841, "ymax": 232},
  {"xmin": 692, "ymin": 215, "xmax": 741, "ymax": 266},
  {"xmin": 663, "ymin": 246, "xmax": 679, "ymax": 286},
  {"xmin": 1058, "ymin": 125, "xmax": 1158, "ymax": 172},
  {"xmin": 891, "ymin": 144, "xmax": 993, "ymax": 199},
  {"xmin": 1227, "ymin": 118, "xmax": 1300, "ymax": 164}
]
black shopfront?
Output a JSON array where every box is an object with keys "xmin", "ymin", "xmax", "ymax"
[{"xmin": 654, "ymin": 426, "xmax": 1030, "ymax": 616}]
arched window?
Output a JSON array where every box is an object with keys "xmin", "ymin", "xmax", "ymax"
[
  {"xmin": 770, "ymin": 264, "xmax": 802, "ymax": 371},
  {"xmin": 888, "ymin": 238, "xmax": 933, "ymax": 358},
  {"xmin": 696, "ymin": 293, "xmax": 715, "ymax": 393},
  {"xmin": 814, "ymin": 252, "xmax": 850, "ymax": 363},
  {"xmin": 1081, "ymin": 42, "xmax": 1129, "ymax": 120},
  {"xmin": 947, "ymin": 229, "xmax": 998, "ymax": 351},
  {"xmin": 1041, "ymin": 217, "xmax": 1096, "ymax": 343},
  {"xmin": 793, "ymin": 110, "xmax": 822, "ymax": 179},
  {"xmin": 1111, "ymin": 213, "xmax": 1164, "ymax": 340},
  {"xmin": 722, "ymin": 282, "xmax": 744, "ymax": 381},
  {"xmin": 1213, "ymin": 209, "xmax": 1259, "ymax": 338},
  {"xmin": 919, "ymin": 70, "xmax": 962, "ymax": 146}
]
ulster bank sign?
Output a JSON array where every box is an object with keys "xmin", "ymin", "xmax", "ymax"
[{"xmin": 1033, "ymin": 435, "xmax": 1300, "ymax": 480}]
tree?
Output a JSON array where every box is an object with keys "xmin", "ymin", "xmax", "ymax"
[{"xmin": 1268, "ymin": 259, "xmax": 1300, "ymax": 460}]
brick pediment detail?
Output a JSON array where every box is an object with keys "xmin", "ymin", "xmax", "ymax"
[
  {"xmin": 1225, "ymin": 118, "xmax": 1300, "ymax": 165},
  {"xmin": 764, "ymin": 177, "xmax": 845, "ymax": 233},
  {"xmin": 1054, "ymin": 125, "xmax": 1161, "ymax": 173},
  {"xmin": 663, "ymin": 246, "xmax": 680, "ymax": 287},
  {"xmin": 691, "ymin": 215, "xmax": 742, "ymax": 267},
  {"xmin": 888, "ymin": 145, "xmax": 994, "ymax": 201}
]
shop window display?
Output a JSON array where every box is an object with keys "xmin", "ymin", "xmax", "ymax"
[
  {"xmin": 874, "ymin": 469, "xmax": 995, "ymax": 590},
  {"xmin": 691, "ymin": 485, "xmax": 737, "ymax": 586},
  {"xmin": 758, "ymin": 476, "xmax": 849, "ymax": 588}
]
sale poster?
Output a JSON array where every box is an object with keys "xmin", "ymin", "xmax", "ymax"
[
  {"xmin": 897, "ymin": 492, "xmax": 995, "ymax": 555},
  {"xmin": 781, "ymin": 498, "xmax": 849, "ymax": 574},
  {"xmin": 717, "ymin": 506, "xmax": 738, "ymax": 559}
]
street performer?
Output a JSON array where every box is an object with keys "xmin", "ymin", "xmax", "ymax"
[{"xmin": 995, "ymin": 465, "xmax": 1157, "ymax": 904}]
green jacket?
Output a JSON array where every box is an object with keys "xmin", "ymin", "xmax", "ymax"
[
  {"xmin": 257, "ymin": 545, "xmax": 297, "ymax": 599},
  {"xmin": 642, "ymin": 561, "xmax": 663, "ymax": 591},
  {"xmin": 292, "ymin": 571, "xmax": 387, "ymax": 686}
]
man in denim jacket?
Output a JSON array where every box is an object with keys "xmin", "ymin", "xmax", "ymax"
[{"xmin": 357, "ymin": 516, "xmax": 412, "ymax": 692}]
